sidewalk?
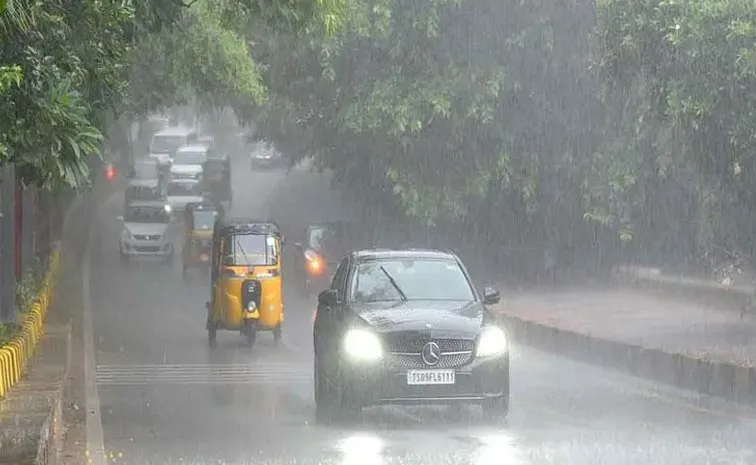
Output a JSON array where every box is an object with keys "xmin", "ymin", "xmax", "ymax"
[
  {"xmin": 496, "ymin": 287, "xmax": 756, "ymax": 367},
  {"xmin": 492, "ymin": 276, "xmax": 756, "ymax": 403}
]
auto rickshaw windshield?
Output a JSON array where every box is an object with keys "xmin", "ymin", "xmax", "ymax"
[
  {"xmin": 125, "ymin": 206, "xmax": 170, "ymax": 224},
  {"xmin": 192, "ymin": 210, "xmax": 217, "ymax": 229},
  {"xmin": 225, "ymin": 234, "xmax": 278, "ymax": 266}
]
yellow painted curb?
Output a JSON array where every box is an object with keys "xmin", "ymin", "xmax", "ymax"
[{"xmin": 0, "ymin": 246, "xmax": 61, "ymax": 399}]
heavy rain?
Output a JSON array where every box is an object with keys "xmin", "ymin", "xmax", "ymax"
[{"xmin": 0, "ymin": 0, "xmax": 755, "ymax": 464}]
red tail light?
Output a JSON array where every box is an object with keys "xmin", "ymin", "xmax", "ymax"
[{"xmin": 104, "ymin": 163, "xmax": 116, "ymax": 181}]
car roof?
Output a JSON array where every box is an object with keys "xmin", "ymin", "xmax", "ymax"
[
  {"xmin": 352, "ymin": 248, "xmax": 458, "ymax": 262},
  {"xmin": 127, "ymin": 179, "xmax": 159, "ymax": 187},
  {"xmin": 125, "ymin": 200, "xmax": 167, "ymax": 209},
  {"xmin": 154, "ymin": 126, "xmax": 195, "ymax": 136},
  {"xmin": 186, "ymin": 201, "xmax": 222, "ymax": 211},
  {"xmin": 175, "ymin": 144, "xmax": 209, "ymax": 153}
]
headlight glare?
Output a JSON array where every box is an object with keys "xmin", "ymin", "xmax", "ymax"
[
  {"xmin": 476, "ymin": 326, "xmax": 508, "ymax": 357},
  {"xmin": 343, "ymin": 328, "xmax": 382, "ymax": 361}
]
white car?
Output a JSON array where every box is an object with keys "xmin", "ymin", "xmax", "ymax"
[
  {"xmin": 250, "ymin": 140, "xmax": 283, "ymax": 168},
  {"xmin": 166, "ymin": 179, "xmax": 204, "ymax": 213},
  {"xmin": 170, "ymin": 144, "xmax": 209, "ymax": 180},
  {"xmin": 149, "ymin": 126, "xmax": 197, "ymax": 167},
  {"xmin": 118, "ymin": 201, "xmax": 174, "ymax": 262}
]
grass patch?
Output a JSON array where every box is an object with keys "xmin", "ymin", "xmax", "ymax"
[{"xmin": 0, "ymin": 260, "xmax": 44, "ymax": 346}]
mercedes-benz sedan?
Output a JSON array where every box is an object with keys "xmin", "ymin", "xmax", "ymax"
[{"xmin": 312, "ymin": 249, "xmax": 509, "ymax": 423}]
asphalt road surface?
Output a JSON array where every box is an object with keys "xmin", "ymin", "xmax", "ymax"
[{"xmin": 86, "ymin": 155, "xmax": 756, "ymax": 465}]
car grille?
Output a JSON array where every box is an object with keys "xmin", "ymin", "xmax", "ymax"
[
  {"xmin": 384, "ymin": 337, "xmax": 474, "ymax": 369},
  {"xmin": 134, "ymin": 245, "xmax": 161, "ymax": 252},
  {"xmin": 134, "ymin": 234, "xmax": 161, "ymax": 241}
]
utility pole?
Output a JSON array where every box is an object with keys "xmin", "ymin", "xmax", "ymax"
[{"xmin": 0, "ymin": 163, "xmax": 16, "ymax": 323}]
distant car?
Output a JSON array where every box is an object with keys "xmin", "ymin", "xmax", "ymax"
[
  {"xmin": 117, "ymin": 201, "xmax": 174, "ymax": 263},
  {"xmin": 124, "ymin": 179, "xmax": 164, "ymax": 209},
  {"xmin": 312, "ymin": 248, "xmax": 508, "ymax": 423},
  {"xmin": 165, "ymin": 178, "xmax": 204, "ymax": 213},
  {"xmin": 170, "ymin": 144, "xmax": 211, "ymax": 180},
  {"xmin": 250, "ymin": 140, "xmax": 283, "ymax": 169},
  {"xmin": 148, "ymin": 126, "xmax": 198, "ymax": 168}
]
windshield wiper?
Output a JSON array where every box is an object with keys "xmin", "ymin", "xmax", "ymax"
[
  {"xmin": 379, "ymin": 265, "xmax": 407, "ymax": 301},
  {"xmin": 234, "ymin": 237, "xmax": 252, "ymax": 266}
]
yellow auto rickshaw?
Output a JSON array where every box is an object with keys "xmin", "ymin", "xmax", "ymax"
[
  {"xmin": 206, "ymin": 217, "xmax": 286, "ymax": 347},
  {"xmin": 182, "ymin": 201, "xmax": 224, "ymax": 278}
]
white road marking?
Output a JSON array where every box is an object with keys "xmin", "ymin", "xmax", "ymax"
[
  {"xmin": 95, "ymin": 362, "xmax": 312, "ymax": 386},
  {"xmin": 83, "ymin": 189, "xmax": 121, "ymax": 465}
]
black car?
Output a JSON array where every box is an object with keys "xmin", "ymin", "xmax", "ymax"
[{"xmin": 312, "ymin": 248, "xmax": 509, "ymax": 423}]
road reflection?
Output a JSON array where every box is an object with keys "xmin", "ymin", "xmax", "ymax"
[
  {"xmin": 475, "ymin": 433, "xmax": 522, "ymax": 465},
  {"xmin": 338, "ymin": 434, "xmax": 384, "ymax": 465}
]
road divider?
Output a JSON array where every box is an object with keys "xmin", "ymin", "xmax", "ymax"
[{"xmin": 495, "ymin": 308, "xmax": 756, "ymax": 406}]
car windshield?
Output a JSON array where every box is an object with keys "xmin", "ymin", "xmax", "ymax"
[
  {"xmin": 126, "ymin": 186, "xmax": 159, "ymax": 201},
  {"xmin": 167, "ymin": 182, "xmax": 201, "ymax": 196},
  {"xmin": 150, "ymin": 134, "xmax": 186, "ymax": 154},
  {"xmin": 308, "ymin": 226, "xmax": 340, "ymax": 250},
  {"xmin": 124, "ymin": 206, "xmax": 169, "ymax": 224},
  {"xmin": 225, "ymin": 234, "xmax": 278, "ymax": 266},
  {"xmin": 174, "ymin": 150, "xmax": 207, "ymax": 165},
  {"xmin": 191, "ymin": 210, "xmax": 217, "ymax": 229},
  {"xmin": 350, "ymin": 258, "xmax": 475, "ymax": 302},
  {"xmin": 134, "ymin": 161, "xmax": 158, "ymax": 179}
]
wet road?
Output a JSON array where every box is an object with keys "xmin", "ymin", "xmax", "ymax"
[{"xmin": 87, "ymin": 157, "xmax": 756, "ymax": 464}]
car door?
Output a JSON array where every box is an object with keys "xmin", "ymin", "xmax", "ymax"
[{"xmin": 314, "ymin": 257, "xmax": 349, "ymax": 355}]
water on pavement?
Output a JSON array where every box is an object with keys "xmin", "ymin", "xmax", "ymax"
[{"xmin": 87, "ymin": 156, "xmax": 756, "ymax": 464}]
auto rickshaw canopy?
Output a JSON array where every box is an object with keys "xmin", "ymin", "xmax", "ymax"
[{"xmin": 184, "ymin": 201, "xmax": 224, "ymax": 231}]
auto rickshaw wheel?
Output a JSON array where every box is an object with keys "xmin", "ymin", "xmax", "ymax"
[
  {"xmin": 207, "ymin": 323, "xmax": 217, "ymax": 348},
  {"xmin": 244, "ymin": 323, "xmax": 257, "ymax": 347},
  {"xmin": 273, "ymin": 325, "xmax": 282, "ymax": 343}
]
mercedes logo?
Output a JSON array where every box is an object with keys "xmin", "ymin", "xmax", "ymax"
[{"xmin": 421, "ymin": 342, "xmax": 441, "ymax": 366}]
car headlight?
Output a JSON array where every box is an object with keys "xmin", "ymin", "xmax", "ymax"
[
  {"xmin": 164, "ymin": 204, "xmax": 172, "ymax": 213},
  {"xmin": 476, "ymin": 326, "xmax": 508, "ymax": 357},
  {"xmin": 342, "ymin": 328, "xmax": 382, "ymax": 361}
]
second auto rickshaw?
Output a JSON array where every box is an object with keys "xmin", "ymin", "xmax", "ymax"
[
  {"xmin": 206, "ymin": 218, "xmax": 285, "ymax": 347},
  {"xmin": 182, "ymin": 201, "xmax": 224, "ymax": 278},
  {"xmin": 201, "ymin": 155, "xmax": 232, "ymax": 207}
]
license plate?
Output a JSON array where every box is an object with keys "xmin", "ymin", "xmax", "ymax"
[
  {"xmin": 200, "ymin": 254, "xmax": 209, "ymax": 261},
  {"xmin": 406, "ymin": 369, "xmax": 455, "ymax": 385}
]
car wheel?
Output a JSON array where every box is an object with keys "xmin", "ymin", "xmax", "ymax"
[
  {"xmin": 482, "ymin": 394, "xmax": 510, "ymax": 423},
  {"xmin": 314, "ymin": 355, "xmax": 336, "ymax": 424}
]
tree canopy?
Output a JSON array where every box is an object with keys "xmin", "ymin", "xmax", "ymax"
[
  {"xmin": 254, "ymin": 0, "xmax": 756, "ymax": 274},
  {"xmin": 0, "ymin": 0, "xmax": 345, "ymax": 189}
]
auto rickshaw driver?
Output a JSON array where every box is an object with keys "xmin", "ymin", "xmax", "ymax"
[
  {"xmin": 206, "ymin": 219, "xmax": 285, "ymax": 348},
  {"xmin": 182, "ymin": 201, "xmax": 223, "ymax": 278}
]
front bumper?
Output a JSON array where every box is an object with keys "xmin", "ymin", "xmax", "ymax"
[
  {"xmin": 339, "ymin": 353, "xmax": 509, "ymax": 406},
  {"xmin": 121, "ymin": 240, "xmax": 173, "ymax": 257}
]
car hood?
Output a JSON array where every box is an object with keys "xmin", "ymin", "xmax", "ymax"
[
  {"xmin": 171, "ymin": 164, "xmax": 203, "ymax": 174},
  {"xmin": 354, "ymin": 300, "xmax": 486, "ymax": 338},
  {"xmin": 124, "ymin": 222, "xmax": 169, "ymax": 236}
]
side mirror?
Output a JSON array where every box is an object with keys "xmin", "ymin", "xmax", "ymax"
[
  {"xmin": 483, "ymin": 286, "xmax": 501, "ymax": 305},
  {"xmin": 116, "ymin": 216, "xmax": 124, "ymax": 222},
  {"xmin": 318, "ymin": 289, "xmax": 339, "ymax": 307}
]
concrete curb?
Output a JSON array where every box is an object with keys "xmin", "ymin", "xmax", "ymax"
[
  {"xmin": 0, "ymin": 247, "xmax": 60, "ymax": 399},
  {"xmin": 497, "ymin": 312, "xmax": 756, "ymax": 405}
]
